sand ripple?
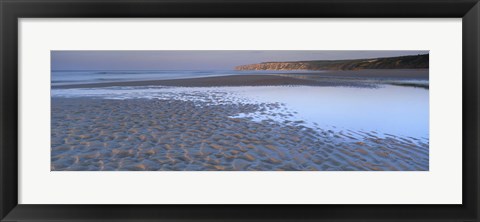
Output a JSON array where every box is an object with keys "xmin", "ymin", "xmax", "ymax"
[{"xmin": 51, "ymin": 98, "xmax": 428, "ymax": 171}]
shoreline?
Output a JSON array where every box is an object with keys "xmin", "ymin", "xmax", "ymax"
[
  {"xmin": 52, "ymin": 69, "xmax": 428, "ymax": 89},
  {"xmin": 53, "ymin": 75, "xmax": 327, "ymax": 89}
]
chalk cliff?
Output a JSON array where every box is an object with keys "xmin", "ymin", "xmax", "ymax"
[{"xmin": 235, "ymin": 54, "xmax": 428, "ymax": 71}]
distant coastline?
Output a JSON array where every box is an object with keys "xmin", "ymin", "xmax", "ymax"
[{"xmin": 235, "ymin": 54, "xmax": 429, "ymax": 71}]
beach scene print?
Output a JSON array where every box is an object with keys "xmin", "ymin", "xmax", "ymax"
[{"xmin": 51, "ymin": 50, "xmax": 429, "ymax": 171}]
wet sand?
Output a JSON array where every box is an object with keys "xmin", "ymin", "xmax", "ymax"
[
  {"xmin": 52, "ymin": 69, "xmax": 428, "ymax": 89},
  {"xmin": 51, "ymin": 97, "xmax": 429, "ymax": 171},
  {"xmin": 51, "ymin": 69, "xmax": 429, "ymax": 171},
  {"xmin": 289, "ymin": 69, "xmax": 428, "ymax": 79},
  {"xmin": 53, "ymin": 75, "xmax": 341, "ymax": 89}
]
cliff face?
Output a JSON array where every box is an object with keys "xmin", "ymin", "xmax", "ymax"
[
  {"xmin": 235, "ymin": 54, "xmax": 429, "ymax": 71},
  {"xmin": 236, "ymin": 62, "xmax": 316, "ymax": 71}
]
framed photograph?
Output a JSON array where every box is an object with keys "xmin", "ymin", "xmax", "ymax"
[{"xmin": 1, "ymin": 0, "xmax": 479, "ymax": 221}]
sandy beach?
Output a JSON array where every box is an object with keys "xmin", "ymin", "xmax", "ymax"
[
  {"xmin": 278, "ymin": 69, "xmax": 428, "ymax": 79},
  {"xmin": 51, "ymin": 95, "xmax": 429, "ymax": 171},
  {"xmin": 51, "ymin": 69, "xmax": 429, "ymax": 171}
]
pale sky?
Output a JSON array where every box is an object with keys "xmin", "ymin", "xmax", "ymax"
[{"xmin": 51, "ymin": 50, "xmax": 428, "ymax": 71}]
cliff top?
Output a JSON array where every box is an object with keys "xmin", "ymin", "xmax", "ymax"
[{"xmin": 235, "ymin": 54, "xmax": 429, "ymax": 71}]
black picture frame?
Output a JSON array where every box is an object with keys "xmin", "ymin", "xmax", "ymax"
[{"xmin": 1, "ymin": 0, "xmax": 479, "ymax": 221}]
